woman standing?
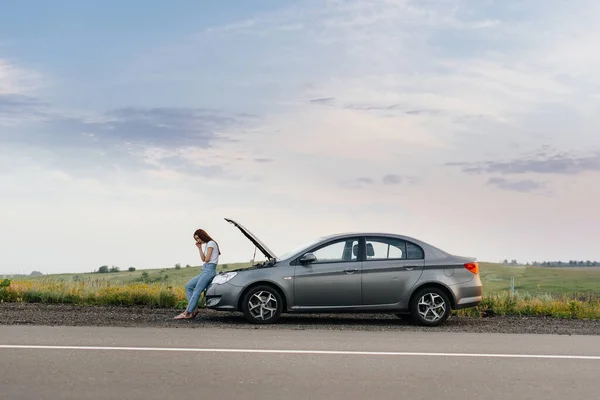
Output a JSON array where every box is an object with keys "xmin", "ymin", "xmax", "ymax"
[{"xmin": 174, "ymin": 228, "xmax": 221, "ymax": 320}]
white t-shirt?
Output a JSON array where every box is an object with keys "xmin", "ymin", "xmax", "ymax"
[{"xmin": 205, "ymin": 240, "xmax": 219, "ymax": 265}]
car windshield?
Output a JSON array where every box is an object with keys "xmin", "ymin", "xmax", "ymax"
[{"xmin": 277, "ymin": 237, "xmax": 324, "ymax": 260}]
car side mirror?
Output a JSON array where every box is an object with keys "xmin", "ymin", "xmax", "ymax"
[{"xmin": 299, "ymin": 252, "xmax": 317, "ymax": 264}]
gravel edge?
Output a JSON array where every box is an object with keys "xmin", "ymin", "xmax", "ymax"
[{"xmin": 1, "ymin": 303, "xmax": 599, "ymax": 335}]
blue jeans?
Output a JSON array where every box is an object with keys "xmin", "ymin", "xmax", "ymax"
[{"xmin": 185, "ymin": 263, "xmax": 217, "ymax": 313}]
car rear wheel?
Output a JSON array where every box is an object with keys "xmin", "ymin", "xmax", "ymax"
[
  {"xmin": 410, "ymin": 287, "xmax": 451, "ymax": 326},
  {"xmin": 241, "ymin": 285, "xmax": 283, "ymax": 324}
]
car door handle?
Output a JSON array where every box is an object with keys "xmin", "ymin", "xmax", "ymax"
[
  {"xmin": 344, "ymin": 268, "xmax": 358, "ymax": 274},
  {"xmin": 405, "ymin": 266, "xmax": 417, "ymax": 271}
]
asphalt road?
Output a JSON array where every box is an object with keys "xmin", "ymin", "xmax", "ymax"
[{"xmin": 1, "ymin": 325, "xmax": 600, "ymax": 400}]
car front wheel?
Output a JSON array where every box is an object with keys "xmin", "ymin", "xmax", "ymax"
[
  {"xmin": 410, "ymin": 287, "xmax": 451, "ymax": 326},
  {"xmin": 241, "ymin": 285, "xmax": 283, "ymax": 324}
]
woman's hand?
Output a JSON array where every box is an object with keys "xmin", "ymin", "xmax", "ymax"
[{"xmin": 195, "ymin": 240, "xmax": 203, "ymax": 249}]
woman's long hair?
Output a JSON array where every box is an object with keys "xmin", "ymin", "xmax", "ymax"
[{"xmin": 194, "ymin": 229, "xmax": 221, "ymax": 255}]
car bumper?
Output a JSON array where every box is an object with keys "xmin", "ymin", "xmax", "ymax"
[
  {"xmin": 453, "ymin": 279, "xmax": 483, "ymax": 310},
  {"xmin": 204, "ymin": 282, "xmax": 243, "ymax": 311}
]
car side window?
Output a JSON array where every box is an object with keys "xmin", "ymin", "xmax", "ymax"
[
  {"xmin": 365, "ymin": 237, "xmax": 407, "ymax": 260},
  {"xmin": 311, "ymin": 239, "xmax": 360, "ymax": 264},
  {"xmin": 406, "ymin": 242, "xmax": 424, "ymax": 259}
]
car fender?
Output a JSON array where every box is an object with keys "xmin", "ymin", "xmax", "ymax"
[
  {"xmin": 405, "ymin": 280, "xmax": 458, "ymax": 309},
  {"xmin": 235, "ymin": 278, "xmax": 292, "ymax": 312}
]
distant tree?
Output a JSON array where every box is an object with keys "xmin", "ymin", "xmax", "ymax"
[
  {"xmin": 174, "ymin": 263, "xmax": 181, "ymax": 270},
  {"xmin": 109, "ymin": 266, "xmax": 120, "ymax": 273},
  {"xmin": 29, "ymin": 271, "xmax": 43, "ymax": 276},
  {"xmin": 98, "ymin": 266, "xmax": 109, "ymax": 273},
  {"xmin": 503, "ymin": 259, "xmax": 508, "ymax": 264},
  {"xmin": 526, "ymin": 260, "xmax": 599, "ymax": 268},
  {"xmin": 128, "ymin": 267, "xmax": 136, "ymax": 272},
  {"xmin": 141, "ymin": 271, "xmax": 149, "ymax": 279},
  {"xmin": 185, "ymin": 264, "xmax": 191, "ymax": 268}
]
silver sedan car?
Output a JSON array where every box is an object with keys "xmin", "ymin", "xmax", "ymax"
[{"xmin": 205, "ymin": 218, "xmax": 483, "ymax": 326}]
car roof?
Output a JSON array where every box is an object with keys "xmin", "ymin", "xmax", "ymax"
[{"xmin": 320, "ymin": 231, "xmax": 422, "ymax": 242}]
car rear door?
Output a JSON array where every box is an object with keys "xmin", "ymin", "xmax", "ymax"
[
  {"xmin": 293, "ymin": 237, "xmax": 362, "ymax": 308},
  {"xmin": 360, "ymin": 236, "xmax": 424, "ymax": 306}
]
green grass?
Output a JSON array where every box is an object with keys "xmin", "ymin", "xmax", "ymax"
[
  {"xmin": 10, "ymin": 262, "xmax": 250, "ymax": 287},
  {"xmin": 478, "ymin": 262, "xmax": 600, "ymax": 295},
  {"xmin": 13, "ymin": 261, "xmax": 600, "ymax": 296},
  {"xmin": 3, "ymin": 262, "xmax": 600, "ymax": 320},
  {"xmin": 0, "ymin": 279, "xmax": 184, "ymax": 308},
  {"xmin": 457, "ymin": 291, "xmax": 600, "ymax": 320}
]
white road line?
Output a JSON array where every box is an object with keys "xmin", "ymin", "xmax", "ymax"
[{"xmin": 0, "ymin": 345, "xmax": 599, "ymax": 360}]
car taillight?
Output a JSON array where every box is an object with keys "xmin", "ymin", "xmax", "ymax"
[{"xmin": 464, "ymin": 262, "xmax": 479, "ymax": 274}]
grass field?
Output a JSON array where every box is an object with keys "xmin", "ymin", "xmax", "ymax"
[
  {"xmin": 478, "ymin": 262, "xmax": 600, "ymax": 294},
  {"xmin": 2, "ymin": 262, "xmax": 600, "ymax": 319},
  {"xmin": 10, "ymin": 261, "xmax": 600, "ymax": 295},
  {"xmin": 8, "ymin": 262, "xmax": 249, "ymax": 287}
]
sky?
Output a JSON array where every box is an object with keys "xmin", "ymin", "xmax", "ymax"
[{"xmin": 1, "ymin": 0, "xmax": 600, "ymax": 274}]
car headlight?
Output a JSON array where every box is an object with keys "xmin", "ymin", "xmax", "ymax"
[{"xmin": 211, "ymin": 272, "xmax": 237, "ymax": 285}]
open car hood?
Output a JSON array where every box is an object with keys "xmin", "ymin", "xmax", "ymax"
[{"xmin": 225, "ymin": 218, "xmax": 277, "ymax": 260}]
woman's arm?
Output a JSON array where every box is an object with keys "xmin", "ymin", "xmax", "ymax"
[
  {"xmin": 203, "ymin": 247, "xmax": 213, "ymax": 262},
  {"xmin": 198, "ymin": 244, "xmax": 213, "ymax": 262}
]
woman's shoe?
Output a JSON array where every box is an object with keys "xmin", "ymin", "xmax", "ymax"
[{"xmin": 173, "ymin": 312, "xmax": 191, "ymax": 320}]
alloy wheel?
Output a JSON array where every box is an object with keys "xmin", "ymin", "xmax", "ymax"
[
  {"xmin": 247, "ymin": 290, "xmax": 278, "ymax": 321},
  {"xmin": 417, "ymin": 292, "xmax": 447, "ymax": 323}
]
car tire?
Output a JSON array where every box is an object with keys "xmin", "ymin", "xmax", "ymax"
[
  {"xmin": 241, "ymin": 285, "xmax": 283, "ymax": 324},
  {"xmin": 409, "ymin": 287, "xmax": 451, "ymax": 327}
]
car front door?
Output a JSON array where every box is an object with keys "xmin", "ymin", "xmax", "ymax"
[
  {"xmin": 292, "ymin": 237, "xmax": 362, "ymax": 308},
  {"xmin": 361, "ymin": 236, "xmax": 425, "ymax": 307}
]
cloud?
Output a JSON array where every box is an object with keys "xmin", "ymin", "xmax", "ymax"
[
  {"xmin": 341, "ymin": 104, "xmax": 445, "ymax": 118},
  {"xmin": 24, "ymin": 108, "xmax": 249, "ymax": 149},
  {"xmin": 487, "ymin": 177, "xmax": 546, "ymax": 193},
  {"xmin": 448, "ymin": 151, "xmax": 600, "ymax": 176},
  {"xmin": 382, "ymin": 174, "xmax": 403, "ymax": 185},
  {"xmin": 341, "ymin": 174, "xmax": 418, "ymax": 189},
  {"xmin": 0, "ymin": 60, "xmax": 47, "ymax": 125},
  {"xmin": 2, "ymin": 104, "xmax": 260, "ymax": 181},
  {"xmin": 357, "ymin": 177, "xmax": 374, "ymax": 185},
  {"xmin": 339, "ymin": 177, "xmax": 374, "ymax": 189},
  {"xmin": 313, "ymin": 100, "xmax": 444, "ymax": 116},
  {"xmin": 0, "ymin": 94, "xmax": 49, "ymax": 125},
  {"xmin": 309, "ymin": 97, "xmax": 335, "ymax": 104},
  {"xmin": 160, "ymin": 0, "xmax": 600, "ymax": 185},
  {"xmin": 405, "ymin": 109, "xmax": 442, "ymax": 116},
  {"xmin": 254, "ymin": 158, "xmax": 273, "ymax": 163},
  {"xmin": 0, "ymin": 59, "xmax": 43, "ymax": 95},
  {"xmin": 343, "ymin": 103, "xmax": 401, "ymax": 111},
  {"xmin": 76, "ymin": 107, "xmax": 248, "ymax": 148}
]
